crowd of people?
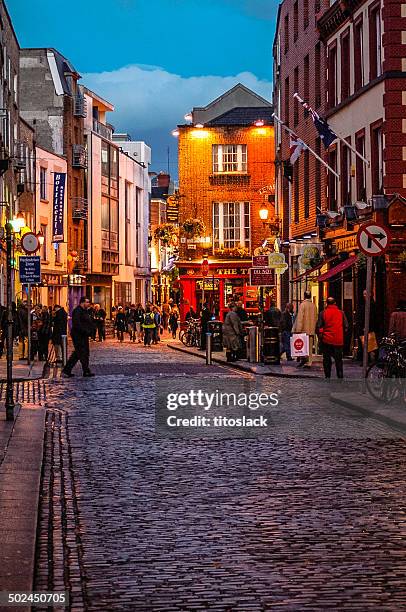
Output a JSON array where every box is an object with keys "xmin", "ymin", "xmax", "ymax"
[{"xmin": 110, "ymin": 300, "xmax": 180, "ymax": 346}]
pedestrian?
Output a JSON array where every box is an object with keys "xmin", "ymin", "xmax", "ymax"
[
  {"xmin": 38, "ymin": 305, "xmax": 52, "ymax": 361},
  {"xmin": 30, "ymin": 305, "xmax": 42, "ymax": 361},
  {"xmin": 94, "ymin": 304, "xmax": 106, "ymax": 341},
  {"xmin": 281, "ymin": 302, "xmax": 294, "ymax": 361},
  {"xmin": 169, "ymin": 305, "xmax": 179, "ymax": 339},
  {"xmin": 88, "ymin": 302, "xmax": 97, "ymax": 341},
  {"xmin": 292, "ymin": 291, "xmax": 318, "ymax": 368},
  {"xmin": 115, "ymin": 306, "xmax": 127, "ymax": 342},
  {"xmin": 200, "ymin": 302, "xmax": 212, "ymax": 349},
  {"xmin": 126, "ymin": 304, "xmax": 136, "ymax": 341},
  {"xmin": 152, "ymin": 306, "xmax": 161, "ymax": 344},
  {"xmin": 185, "ymin": 305, "xmax": 197, "ymax": 321},
  {"xmin": 388, "ymin": 300, "xmax": 406, "ymax": 339},
  {"xmin": 143, "ymin": 306, "xmax": 156, "ymax": 346},
  {"xmin": 236, "ymin": 300, "xmax": 249, "ymax": 322},
  {"xmin": 134, "ymin": 303, "xmax": 144, "ymax": 343},
  {"xmin": 222, "ymin": 302, "xmax": 243, "ymax": 362},
  {"xmin": 317, "ymin": 297, "xmax": 348, "ymax": 379},
  {"xmin": 51, "ymin": 304, "xmax": 68, "ymax": 364},
  {"xmin": 162, "ymin": 300, "xmax": 171, "ymax": 331},
  {"xmin": 62, "ymin": 296, "xmax": 96, "ymax": 377},
  {"xmin": 263, "ymin": 300, "xmax": 282, "ymax": 327},
  {"xmin": 17, "ymin": 301, "xmax": 28, "ymax": 359}
]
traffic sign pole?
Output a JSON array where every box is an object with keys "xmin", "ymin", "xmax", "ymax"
[
  {"xmin": 362, "ymin": 256, "xmax": 373, "ymax": 386},
  {"xmin": 27, "ymin": 283, "xmax": 31, "ymax": 367}
]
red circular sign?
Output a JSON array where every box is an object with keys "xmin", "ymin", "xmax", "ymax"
[
  {"xmin": 294, "ymin": 338, "xmax": 304, "ymax": 351},
  {"xmin": 201, "ymin": 259, "xmax": 209, "ymax": 277}
]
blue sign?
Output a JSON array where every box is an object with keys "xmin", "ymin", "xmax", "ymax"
[
  {"xmin": 52, "ymin": 172, "xmax": 66, "ymax": 242},
  {"xmin": 19, "ymin": 256, "xmax": 41, "ymax": 284}
]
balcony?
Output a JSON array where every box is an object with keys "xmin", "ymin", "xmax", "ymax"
[
  {"xmin": 13, "ymin": 142, "xmax": 26, "ymax": 170},
  {"xmin": 72, "ymin": 144, "xmax": 87, "ymax": 168},
  {"xmin": 74, "ymin": 93, "xmax": 87, "ymax": 117},
  {"xmin": 72, "ymin": 197, "xmax": 88, "ymax": 220},
  {"xmin": 93, "ymin": 119, "xmax": 113, "ymax": 141},
  {"xmin": 209, "ymin": 174, "xmax": 250, "ymax": 187}
]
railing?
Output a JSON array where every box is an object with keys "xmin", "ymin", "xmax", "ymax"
[
  {"xmin": 93, "ymin": 119, "xmax": 112, "ymax": 141},
  {"xmin": 13, "ymin": 142, "xmax": 26, "ymax": 170},
  {"xmin": 72, "ymin": 144, "xmax": 87, "ymax": 168},
  {"xmin": 74, "ymin": 93, "xmax": 87, "ymax": 117},
  {"xmin": 71, "ymin": 197, "xmax": 88, "ymax": 220}
]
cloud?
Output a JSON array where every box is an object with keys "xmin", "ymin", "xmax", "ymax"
[{"xmin": 83, "ymin": 64, "xmax": 273, "ymax": 172}]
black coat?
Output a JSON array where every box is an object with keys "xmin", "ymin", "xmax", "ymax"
[
  {"xmin": 52, "ymin": 308, "xmax": 68, "ymax": 344},
  {"xmin": 264, "ymin": 307, "xmax": 282, "ymax": 329},
  {"xmin": 71, "ymin": 306, "xmax": 95, "ymax": 343},
  {"xmin": 281, "ymin": 310, "xmax": 294, "ymax": 333}
]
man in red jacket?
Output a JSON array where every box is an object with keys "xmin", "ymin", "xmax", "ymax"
[{"xmin": 317, "ymin": 297, "xmax": 348, "ymax": 379}]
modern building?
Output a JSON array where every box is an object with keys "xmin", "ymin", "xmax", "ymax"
[
  {"xmin": 35, "ymin": 146, "xmax": 68, "ymax": 308},
  {"xmin": 19, "ymin": 47, "xmax": 87, "ymax": 312},
  {"xmin": 176, "ymin": 84, "xmax": 275, "ymax": 320}
]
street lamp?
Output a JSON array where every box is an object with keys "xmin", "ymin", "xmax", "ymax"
[
  {"xmin": 259, "ymin": 203, "xmax": 269, "ymax": 222},
  {"xmin": 5, "ymin": 211, "xmax": 25, "ymax": 420}
]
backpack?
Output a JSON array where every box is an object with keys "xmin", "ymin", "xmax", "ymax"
[{"xmin": 144, "ymin": 312, "xmax": 154, "ymax": 326}]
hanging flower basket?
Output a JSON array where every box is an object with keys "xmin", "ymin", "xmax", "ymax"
[
  {"xmin": 215, "ymin": 246, "xmax": 250, "ymax": 259},
  {"xmin": 398, "ymin": 250, "xmax": 406, "ymax": 269},
  {"xmin": 154, "ymin": 223, "xmax": 176, "ymax": 244},
  {"xmin": 181, "ymin": 218, "xmax": 206, "ymax": 238}
]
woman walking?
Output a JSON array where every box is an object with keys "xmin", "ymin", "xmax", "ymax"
[
  {"xmin": 222, "ymin": 302, "xmax": 243, "ymax": 362},
  {"xmin": 169, "ymin": 305, "xmax": 179, "ymax": 339},
  {"xmin": 115, "ymin": 306, "xmax": 127, "ymax": 342},
  {"xmin": 134, "ymin": 303, "xmax": 145, "ymax": 343}
]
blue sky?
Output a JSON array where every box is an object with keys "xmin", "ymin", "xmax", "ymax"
[{"xmin": 9, "ymin": 0, "xmax": 278, "ymax": 174}]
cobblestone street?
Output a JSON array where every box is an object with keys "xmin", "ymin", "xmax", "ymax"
[{"xmin": 35, "ymin": 339, "xmax": 406, "ymax": 611}]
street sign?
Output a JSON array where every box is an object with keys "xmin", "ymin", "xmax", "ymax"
[
  {"xmin": 249, "ymin": 268, "xmax": 275, "ymax": 286},
  {"xmin": 252, "ymin": 255, "xmax": 268, "ymax": 268},
  {"xmin": 357, "ymin": 222, "xmax": 391, "ymax": 257},
  {"xmin": 21, "ymin": 232, "xmax": 39, "ymax": 254},
  {"xmin": 19, "ymin": 256, "xmax": 41, "ymax": 284},
  {"xmin": 166, "ymin": 195, "xmax": 179, "ymax": 224}
]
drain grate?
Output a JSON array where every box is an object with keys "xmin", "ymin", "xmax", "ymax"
[{"xmin": 0, "ymin": 379, "xmax": 47, "ymax": 405}]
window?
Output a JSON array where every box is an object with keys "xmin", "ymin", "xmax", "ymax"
[
  {"xmin": 293, "ymin": 67, "xmax": 299, "ymax": 126},
  {"xmin": 340, "ymin": 30, "xmax": 350, "ymax": 101},
  {"xmin": 40, "ymin": 224, "xmax": 47, "ymax": 261},
  {"xmin": 136, "ymin": 187, "xmax": 142, "ymax": 267},
  {"xmin": 54, "ymin": 242, "xmax": 61, "ymax": 264},
  {"xmin": 284, "ymin": 14, "xmax": 289, "ymax": 53},
  {"xmin": 315, "ymin": 137, "xmax": 321, "ymax": 212},
  {"xmin": 328, "ymin": 148, "xmax": 338, "ymax": 210},
  {"xmin": 304, "ymin": 149, "xmax": 310, "ymax": 218},
  {"xmin": 327, "ymin": 42, "xmax": 337, "ymax": 109},
  {"xmin": 13, "ymin": 73, "xmax": 17, "ymax": 104},
  {"xmin": 303, "ymin": 0, "xmax": 309, "ymax": 29},
  {"xmin": 284, "ymin": 76, "xmax": 290, "ymax": 125},
  {"xmin": 213, "ymin": 201, "xmax": 250, "ymax": 250},
  {"xmin": 40, "ymin": 167, "xmax": 47, "ymax": 200},
  {"xmin": 369, "ymin": 4, "xmax": 382, "ymax": 80},
  {"xmin": 125, "ymin": 181, "xmax": 131, "ymax": 265},
  {"xmin": 212, "ymin": 145, "xmax": 247, "ymax": 173},
  {"xmin": 314, "ymin": 42, "xmax": 321, "ymax": 108},
  {"xmin": 354, "ymin": 17, "xmax": 364, "ymax": 91},
  {"xmin": 355, "ymin": 131, "xmax": 366, "ymax": 201},
  {"xmin": 294, "ymin": 164, "xmax": 299, "ymax": 223},
  {"xmin": 101, "ymin": 141, "xmax": 109, "ymax": 177},
  {"xmin": 341, "ymin": 139, "xmax": 352, "ymax": 206},
  {"xmin": 371, "ymin": 122, "xmax": 384, "ymax": 195},
  {"xmin": 293, "ymin": 1, "xmax": 298, "ymax": 41}
]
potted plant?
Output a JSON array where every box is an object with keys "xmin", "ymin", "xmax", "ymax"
[
  {"xmin": 181, "ymin": 218, "xmax": 206, "ymax": 238},
  {"xmin": 154, "ymin": 223, "xmax": 176, "ymax": 244}
]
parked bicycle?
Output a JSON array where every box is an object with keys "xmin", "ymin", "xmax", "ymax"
[
  {"xmin": 179, "ymin": 318, "xmax": 201, "ymax": 348},
  {"xmin": 366, "ymin": 334, "xmax": 406, "ymax": 405}
]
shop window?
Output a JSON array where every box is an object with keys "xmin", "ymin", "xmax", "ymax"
[
  {"xmin": 213, "ymin": 201, "xmax": 250, "ymax": 250},
  {"xmin": 212, "ymin": 145, "xmax": 247, "ymax": 173}
]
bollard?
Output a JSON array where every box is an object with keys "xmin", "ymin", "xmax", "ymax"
[
  {"xmin": 206, "ymin": 332, "xmax": 212, "ymax": 365},
  {"xmin": 248, "ymin": 326, "xmax": 260, "ymax": 363},
  {"xmin": 61, "ymin": 334, "xmax": 68, "ymax": 367}
]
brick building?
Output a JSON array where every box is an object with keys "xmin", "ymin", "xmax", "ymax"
[
  {"xmin": 19, "ymin": 48, "xmax": 87, "ymax": 313},
  {"xmin": 176, "ymin": 84, "xmax": 275, "ymax": 320}
]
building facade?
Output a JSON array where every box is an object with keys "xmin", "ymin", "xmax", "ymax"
[
  {"xmin": 176, "ymin": 84, "xmax": 275, "ymax": 321},
  {"xmin": 19, "ymin": 47, "xmax": 87, "ymax": 313}
]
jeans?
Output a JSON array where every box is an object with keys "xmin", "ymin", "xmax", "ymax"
[
  {"xmin": 144, "ymin": 328, "xmax": 154, "ymax": 346},
  {"xmin": 322, "ymin": 343, "xmax": 344, "ymax": 379},
  {"xmin": 281, "ymin": 331, "xmax": 292, "ymax": 359}
]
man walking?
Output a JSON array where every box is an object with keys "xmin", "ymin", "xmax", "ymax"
[
  {"xmin": 293, "ymin": 291, "xmax": 318, "ymax": 367},
  {"xmin": 317, "ymin": 297, "xmax": 348, "ymax": 379},
  {"xmin": 281, "ymin": 302, "xmax": 294, "ymax": 361},
  {"xmin": 62, "ymin": 297, "xmax": 95, "ymax": 377}
]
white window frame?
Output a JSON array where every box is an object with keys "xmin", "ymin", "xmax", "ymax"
[
  {"xmin": 40, "ymin": 167, "xmax": 47, "ymax": 200},
  {"xmin": 213, "ymin": 201, "xmax": 250, "ymax": 250},
  {"xmin": 212, "ymin": 144, "xmax": 247, "ymax": 173},
  {"xmin": 375, "ymin": 9, "xmax": 382, "ymax": 78}
]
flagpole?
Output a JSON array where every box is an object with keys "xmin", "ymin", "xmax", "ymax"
[
  {"xmin": 293, "ymin": 93, "xmax": 370, "ymax": 167},
  {"xmin": 272, "ymin": 113, "xmax": 340, "ymax": 179}
]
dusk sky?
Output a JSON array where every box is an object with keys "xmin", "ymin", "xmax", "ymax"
[{"xmin": 9, "ymin": 0, "xmax": 278, "ymax": 175}]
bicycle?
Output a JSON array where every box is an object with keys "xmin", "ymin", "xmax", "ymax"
[
  {"xmin": 179, "ymin": 318, "xmax": 201, "ymax": 347},
  {"xmin": 366, "ymin": 335, "xmax": 406, "ymax": 405}
]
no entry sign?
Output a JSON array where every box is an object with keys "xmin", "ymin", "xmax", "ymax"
[{"xmin": 357, "ymin": 222, "xmax": 391, "ymax": 257}]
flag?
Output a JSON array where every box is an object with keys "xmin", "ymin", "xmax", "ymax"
[
  {"xmin": 289, "ymin": 135, "xmax": 306, "ymax": 165},
  {"xmin": 294, "ymin": 93, "xmax": 337, "ymax": 148}
]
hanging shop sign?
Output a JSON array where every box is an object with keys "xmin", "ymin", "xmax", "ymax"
[
  {"xmin": 196, "ymin": 279, "xmax": 220, "ymax": 291},
  {"xmin": 252, "ymin": 255, "xmax": 269, "ymax": 268},
  {"xmin": 249, "ymin": 268, "xmax": 275, "ymax": 286},
  {"xmin": 166, "ymin": 195, "xmax": 179, "ymax": 224},
  {"xmin": 52, "ymin": 172, "xmax": 66, "ymax": 242}
]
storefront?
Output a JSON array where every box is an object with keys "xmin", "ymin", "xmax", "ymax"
[
  {"xmin": 86, "ymin": 274, "xmax": 112, "ymax": 316},
  {"xmin": 36, "ymin": 272, "xmax": 68, "ymax": 309},
  {"xmin": 179, "ymin": 261, "xmax": 263, "ymax": 321}
]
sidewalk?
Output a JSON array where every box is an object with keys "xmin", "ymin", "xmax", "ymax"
[
  {"xmin": 330, "ymin": 391, "xmax": 406, "ymax": 434},
  {"xmin": 168, "ymin": 339, "xmax": 363, "ymax": 379},
  {"xmin": 0, "ymin": 350, "xmax": 44, "ymax": 381}
]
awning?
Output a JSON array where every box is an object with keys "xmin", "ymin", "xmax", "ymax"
[
  {"xmin": 317, "ymin": 255, "xmax": 357, "ymax": 282},
  {"xmin": 290, "ymin": 256, "xmax": 335, "ymax": 283}
]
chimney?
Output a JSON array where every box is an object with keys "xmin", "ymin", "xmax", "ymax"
[{"xmin": 157, "ymin": 171, "xmax": 170, "ymax": 188}]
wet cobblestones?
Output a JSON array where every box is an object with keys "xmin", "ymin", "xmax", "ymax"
[{"xmin": 35, "ymin": 340, "xmax": 406, "ymax": 610}]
